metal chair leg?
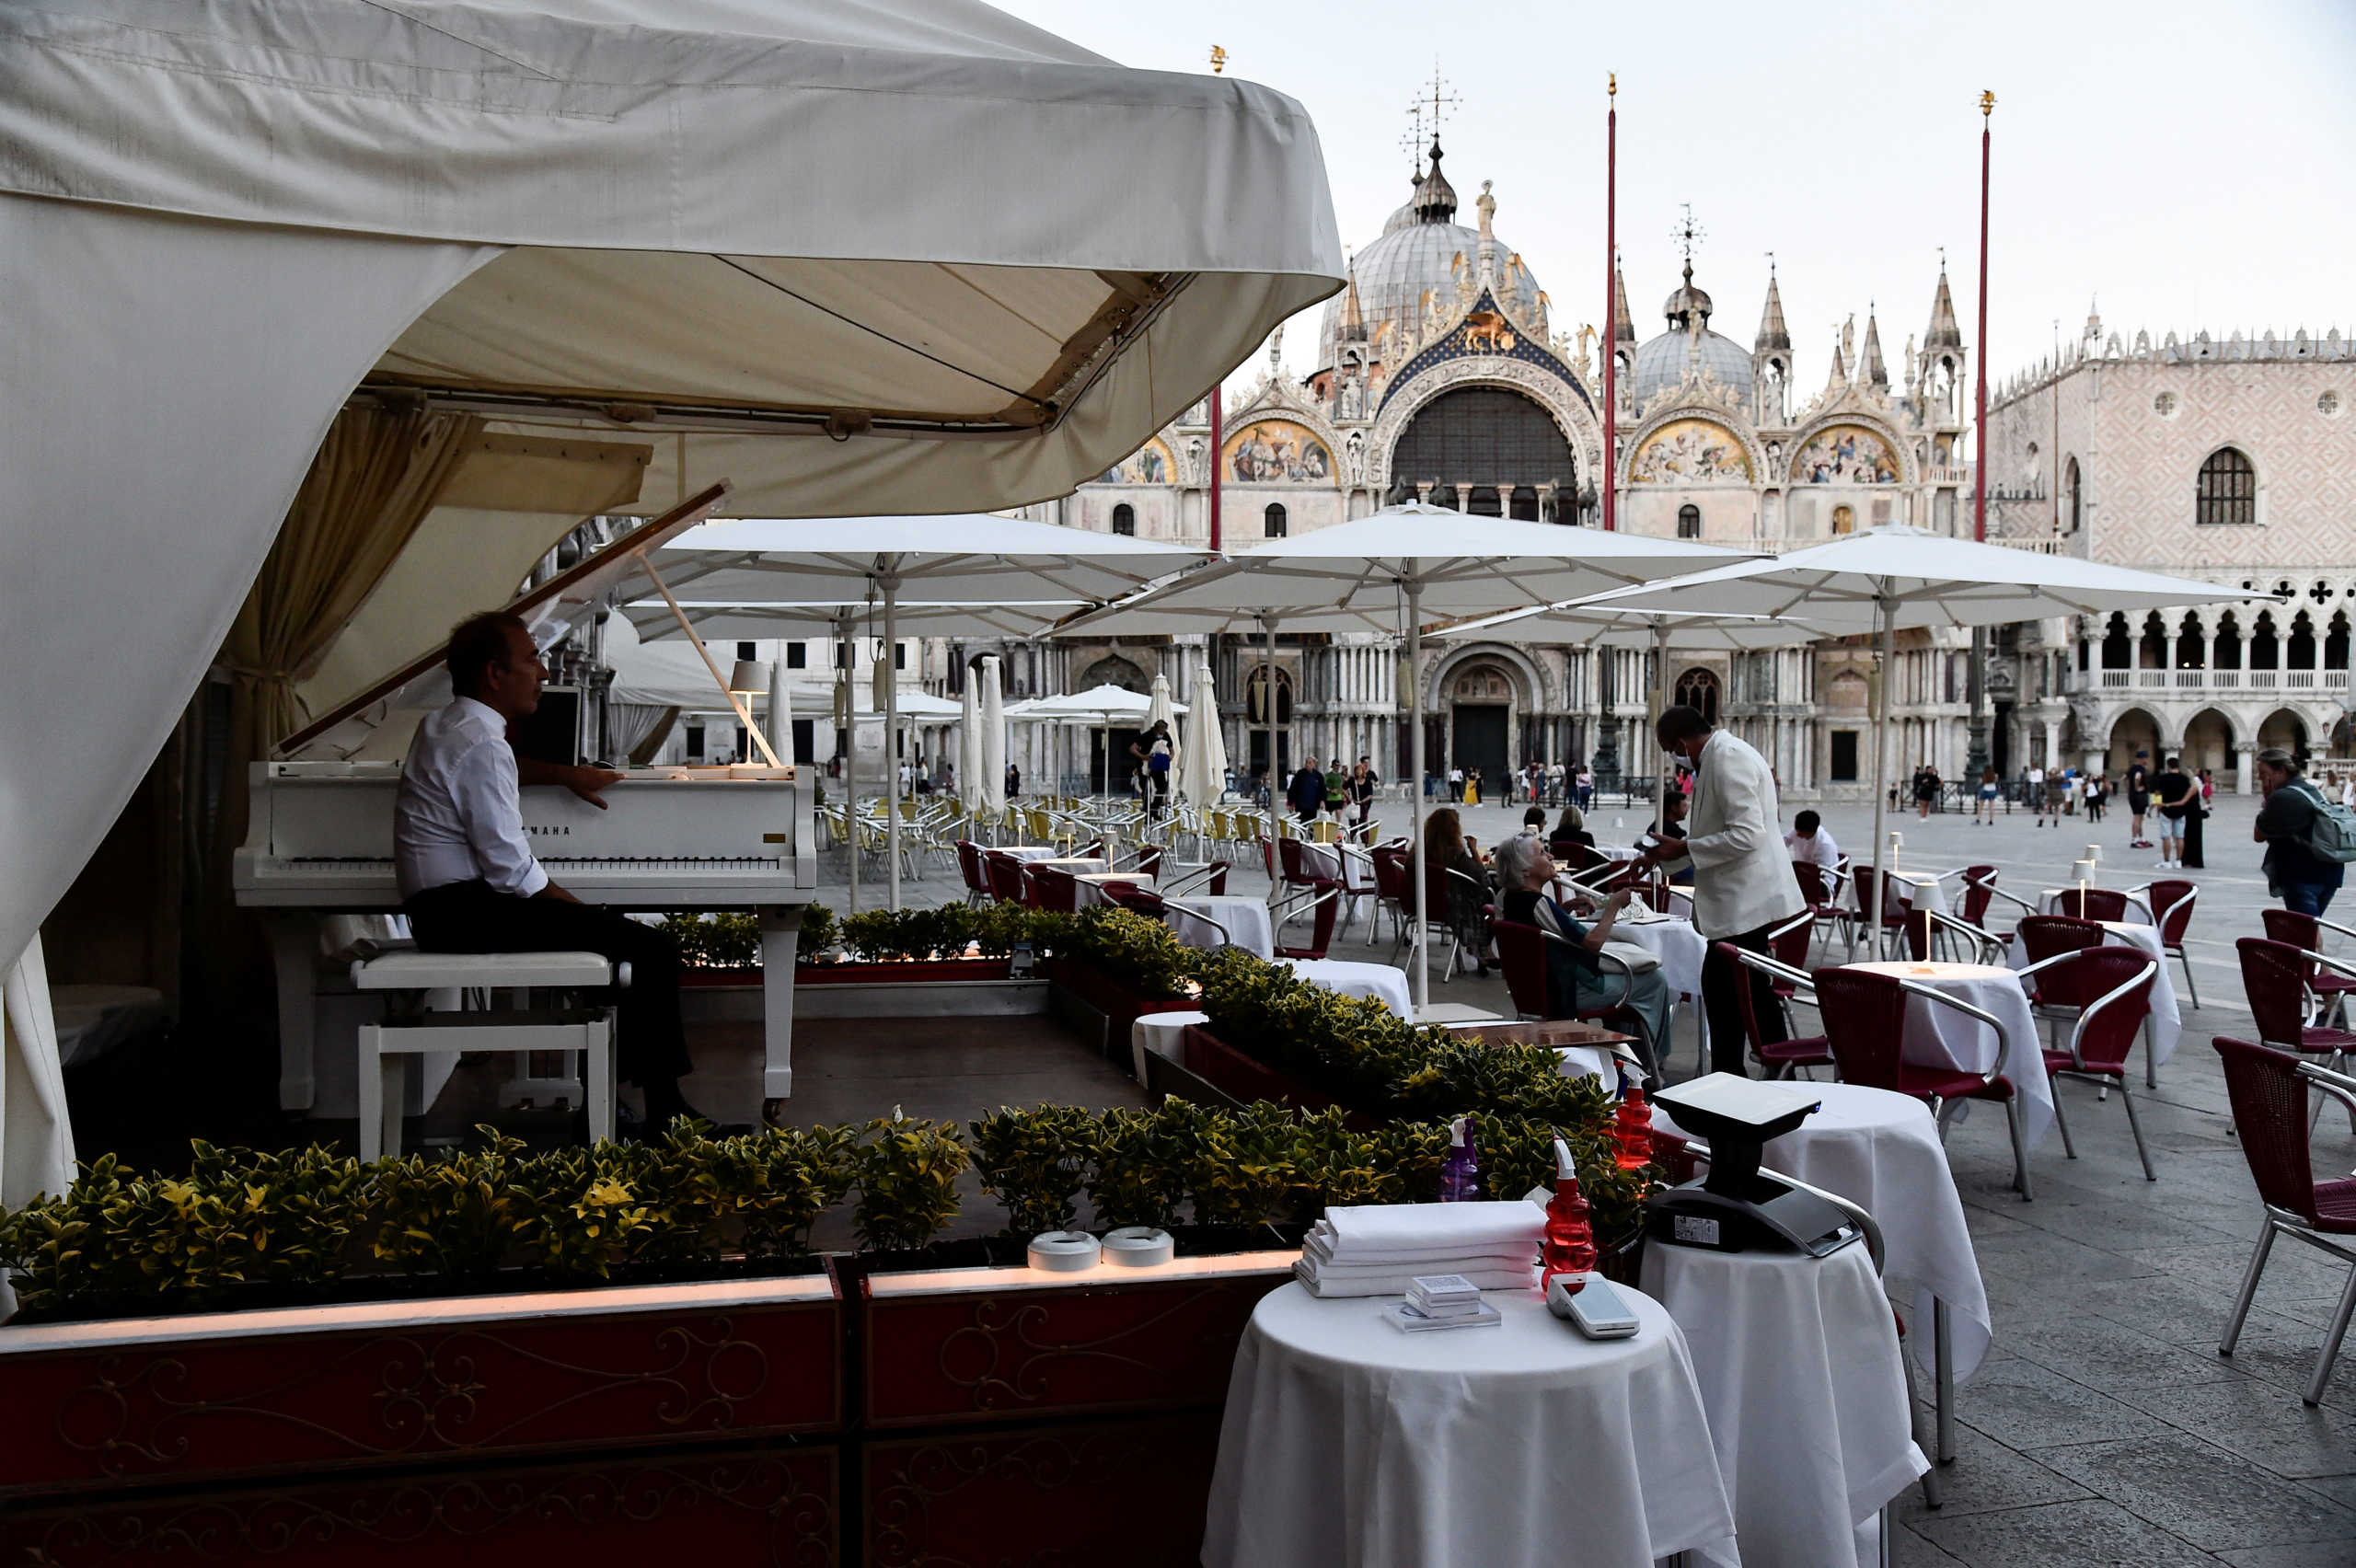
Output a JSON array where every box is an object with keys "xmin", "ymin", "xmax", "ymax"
[
  {"xmin": 2175, "ymin": 947, "xmax": 2200, "ymax": 1010},
  {"xmin": 2219, "ymin": 1221, "xmax": 2276, "ymax": 1356},
  {"xmin": 2050, "ymin": 1078, "xmax": 2077, "ymax": 1159},
  {"xmin": 2005, "ymin": 1096, "xmax": 2034, "ymax": 1201},
  {"xmin": 2305, "ymin": 1257, "xmax": 2356, "ymax": 1406},
  {"xmin": 2117, "ymin": 1080, "xmax": 2156, "ymax": 1181}
]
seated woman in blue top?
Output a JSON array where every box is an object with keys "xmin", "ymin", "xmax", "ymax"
[{"xmin": 1493, "ymin": 833, "xmax": 1673, "ymax": 1075}]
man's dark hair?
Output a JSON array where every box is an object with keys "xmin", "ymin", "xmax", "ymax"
[
  {"xmin": 1794, "ymin": 809, "xmax": 1821, "ymax": 835},
  {"xmin": 2164, "ymin": 755, "xmax": 2180, "ymax": 768},
  {"xmin": 445, "ymin": 611, "xmax": 532, "ymax": 698},
  {"xmin": 1656, "ymin": 705, "xmax": 1712, "ymax": 746},
  {"xmin": 1523, "ymin": 805, "xmax": 1547, "ymax": 828},
  {"xmin": 1663, "ymin": 790, "xmax": 1689, "ymax": 816}
]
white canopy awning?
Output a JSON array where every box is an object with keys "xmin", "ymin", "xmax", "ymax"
[{"xmin": 624, "ymin": 601, "xmax": 1076, "ymax": 643}]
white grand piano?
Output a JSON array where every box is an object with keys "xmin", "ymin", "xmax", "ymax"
[
  {"xmin": 234, "ymin": 483, "xmax": 823, "ymax": 1120},
  {"xmin": 235, "ymin": 759, "xmax": 816, "ymax": 1113}
]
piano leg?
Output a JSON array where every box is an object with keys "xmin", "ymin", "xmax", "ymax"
[
  {"xmin": 262, "ymin": 915, "xmax": 319, "ymax": 1113},
  {"xmin": 758, "ymin": 905, "xmax": 803, "ymax": 1123}
]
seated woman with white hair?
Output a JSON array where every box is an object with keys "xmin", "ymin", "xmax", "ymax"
[{"xmin": 1492, "ymin": 832, "xmax": 1674, "ymax": 1074}]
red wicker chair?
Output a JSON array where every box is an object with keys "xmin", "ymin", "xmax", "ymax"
[
  {"xmin": 1718, "ymin": 941, "xmax": 1831, "ymax": 1079},
  {"xmin": 983, "ymin": 850, "xmax": 1028, "ymax": 905},
  {"xmin": 1026, "ymin": 863, "xmax": 1082, "ymax": 915},
  {"xmin": 2236, "ymin": 937, "xmax": 2356, "ymax": 1082},
  {"xmin": 2261, "ymin": 909, "xmax": 2356, "ymax": 1027},
  {"xmin": 2141, "ymin": 879, "xmax": 2200, "ymax": 1009},
  {"xmin": 1494, "ymin": 918, "xmax": 1657, "ymax": 1070},
  {"xmin": 2212, "ymin": 1037, "xmax": 2356, "ymax": 1405},
  {"xmin": 2032, "ymin": 946, "xmax": 2160, "ymax": 1180},
  {"xmin": 2051, "ymin": 886, "xmax": 2131, "ymax": 923}
]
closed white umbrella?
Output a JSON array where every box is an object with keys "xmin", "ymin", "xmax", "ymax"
[
  {"xmin": 981, "ymin": 656, "xmax": 1008, "ymax": 824},
  {"xmin": 1143, "ymin": 671, "xmax": 1178, "ymax": 813},
  {"xmin": 1060, "ymin": 502, "xmax": 1745, "ymax": 1009},
  {"xmin": 1589, "ymin": 524, "xmax": 2278, "ymax": 897},
  {"xmin": 958, "ymin": 680, "xmax": 984, "ymax": 822},
  {"xmin": 1178, "ymin": 661, "xmax": 1230, "ymax": 809}
]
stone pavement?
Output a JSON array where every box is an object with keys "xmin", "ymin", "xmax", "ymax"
[{"xmin": 823, "ymin": 794, "xmax": 2356, "ymax": 1565}]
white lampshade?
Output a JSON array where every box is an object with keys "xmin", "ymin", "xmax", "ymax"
[{"xmin": 727, "ymin": 658, "xmax": 768, "ymax": 696}]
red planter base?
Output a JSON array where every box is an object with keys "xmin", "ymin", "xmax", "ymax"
[{"xmin": 796, "ymin": 958, "xmax": 1011, "ymax": 985}]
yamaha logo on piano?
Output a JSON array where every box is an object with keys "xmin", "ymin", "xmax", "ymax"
[{"xmin": 525, "ymin": 824, "xmax": 572, "ymax": 836}]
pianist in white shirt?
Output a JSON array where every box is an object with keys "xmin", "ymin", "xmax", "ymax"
[
  {"xmin": 395, "ymin": 611, "xmax": 704, "ymax": 1131},
  {"xmin": 1784, "ymin": 810, "xmax": 1841, "ymax": 874}
]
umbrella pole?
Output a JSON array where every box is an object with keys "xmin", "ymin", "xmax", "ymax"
[
  {"xmin": 1651, "ymin": 619, "xmax": 1669, "ymax": 802},
  {"xmin": 884, "ymin": 572, "xmax": 902, "ymax": 911},
  {"xmin": 1408, "ymin": 575, "xmax": 1429, "ymax": 1012},
  {"xmin": 1870, "ymin": 590, "xmax": 1894, "ymax": 914},
  {"xmin": 840, "ymin": 608, "xmax": 859, "ymax": 916}
]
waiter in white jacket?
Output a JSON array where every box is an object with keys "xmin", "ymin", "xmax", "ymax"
[{"xmin": 1638, "ymin": 706, "xmax": 1807, "ymax": 1076}]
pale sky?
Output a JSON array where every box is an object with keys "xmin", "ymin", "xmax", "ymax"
[{"xmin": 999, "ymin": 0, "xmax": 2355, "ymax": 396}]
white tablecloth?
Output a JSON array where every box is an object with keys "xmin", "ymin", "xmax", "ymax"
[
  {"xmin": 1073, "ymin": 870, "xmax": 1154, "ymax": 908},
  {"xmin": 1611, "ymin": 913, "xmax": 1708, "ymax": 999},
  {"xmin": 1654, "ymin": 1082, "xmax": 1992, "ymax": 1384},
  {"xmin": 1643, "ymin": 1242, "xmax": 1927, "ymax": 1568},
  {"xmin": 1595, "ymin": 844, "xmax": 1646, "ymax": 863},
  {"xmin": 999, "ymin": 845, "xmax": 1068, "ymax": 862},
  {"xmin": 1204, "ymin": 1282, "xmax": 1738, "ymax": 1568},
  {"xmin": 2037, "ymin": 887, "xmax": 2154, "ymax": 925},
  {"xmin": 1844, "ymin": 961, "xmax": 2056, "ymax": 1148},
  {"xmin": 1130, "ymin": 1008, "xmax": 1207, "ymax": 1083},
  {"xmin": 1166, "ymin": 894, "xmax": 1276, "ymax": 958},
  {"xmin": 2005, "ymin": 920, "xmax": 2181, "ymax": 1068},
  {"xmin": 1282, "ymin": 958, "xmax": 1413, "ymax": 1020},
  {"xmin": 1033, "ymin": 856, "xmax": 1107, "ymax": 876}
]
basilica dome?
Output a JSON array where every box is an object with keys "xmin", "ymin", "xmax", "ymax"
[
  {"xmin": 1631, "ymin": 261, "xmax": 1753, "ymax": 413},
  {"xmin": 1318, "ymin": 142, "xmax": 1542, "ymax": 372}
]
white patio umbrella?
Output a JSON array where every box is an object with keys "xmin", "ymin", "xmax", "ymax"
[
  {"xmin": 623, "ymin": 600, "xmax": 1080, "ymax": 643},
  {"xmin": 1005, "ymin": 684, "xmax": 1187, "ymax": 804},
  {"xmin": 1588, "ymin": 524, "xmax": 2278, "ymax": 897},
  {"xmin": 1177, "ymin": 661, "xmax": 1231, "ymax": 810},
  {"xmin": 1144, "ymin": 672, "xmax": 1179, "ymax": 815},
  {"xmin": 1059, "ymin": 502, "xmax": 1747, "ymax": 1007},
  {"xmin": 1435, "ymin": 601, "xmax": 1828, "ymax": 773},
  {"xmin": 618, "ymin": 516, "xmax": 1207, "ymax": 908}
]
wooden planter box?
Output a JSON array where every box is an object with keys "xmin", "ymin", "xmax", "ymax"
[
  {"xmin": 0, "ymin": 1274, "xmax": 844, "ymax": 1565},
  {"xmin": 848, "ymin": 1252, "xmax": 1295, "ymax": 1568},
  {"xmin": 1045, "ymin": 958, "xmax": 1190, "ymax": 1069},
  {"xmin": 1179, "ymin": 1024, "xmax": 1356, "ymax": 1121}
]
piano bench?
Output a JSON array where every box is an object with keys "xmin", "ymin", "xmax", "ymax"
[{"xmin": 352, "ymin": 951, "xmax": 625, "ymax": 1162}]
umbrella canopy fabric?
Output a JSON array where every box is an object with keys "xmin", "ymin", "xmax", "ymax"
[
  {"xmin": 1589, "ymin": 525, "xmax": 2277, "ymax": 884},
  {"xmin": 1584, "ymin": 525, "xmax": 2273, "ymax": 632},
  {"xmin": 1434, "ymin": 603, "xmax": 1820, "ymax": 651},
  {"xmin": 625, "ymin": 514, "xmax": 1210, "ymax": 605},
  {"xmin": 625, "ymin": 600, "xmax": 1075, "ymax": 642},
  {"xmin": 1009, "ymin": 685, "xmax": 1186, "ymax": 722},
  {"xmin": 1177, "ymin": 662, "xmax": 1230, "ymax": 808},
  {"xmin": 1148, "ymin": 674, "xmax": 1178, "ymax": 732},
  {"xmin": 1057, "ymin": 502, "xmax": 1747, "ymax": 636},
  {"xmin": 958, "ymin": 684, "xmax": 985, "ymax": 818}
]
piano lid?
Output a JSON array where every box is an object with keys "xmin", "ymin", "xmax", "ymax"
[{"xmin": 276, "ymin": 480, "xmax": 732, "ymax": 761}]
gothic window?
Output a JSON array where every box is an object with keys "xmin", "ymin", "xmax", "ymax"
[
  {"xmin": 1264, "ymin": 503, "xmax": 1288, "ymax": 538},
  {"xmin": 1676, "ymin": 503, "xmax": 1702, "ymax": 540},
  {"xmin": 786, "ymin": 641, "xmax": 807, "ymax": 669},
  {"xmin": 2329, "ymin": 612, "xmax": 2350, "ymax": 672},
  {"xmin": 2063, "ymin": 455, "xmax": 2082, "ymax": 531},
  {"xmin": 1083, "ymin": 653, "xmax": 1149, "ymax": 691},
  {"xmin": 2101, "ymin": 613, "xmax": 2131, "ymax": 669},
  {"xmin": 1673, "ymin": 667, "xmax": 1721, "ymax": 725},
  {"xmin": 736, "ymin": 641, "xmax": 757, "ymax": 662},
  {"xmin": 1244, "ymin": 666, "xmax": 1293, "ymax": 724},
  {"xmin": 1383, "ymin": 386, "xmax": 1576, "ymax": 507},
  {"xmin": 2214, "ymin": 613, "xmax": 2243, "ymax": 670},
  {"xmin": 2139, "ymin": 613, "xmax": 2168, "ymax": 671},
  {"xmin": 1111, "ymin": 503, "xmax": 1136, "ymax": 536},
  {"xmin": 2196, "ymin": 447, "xmax": 2256, "ymax": 526},
  {"xmin": 2290, "ymin": 611, "xmax": 2316, "ymax": 671},
  {"xmin": 2251, "ymin": 612, "xmax": 2280, "ymax": 670},
  {"xmin": 1469, "ymin": 487, "xmax": 1502, "ymax": 517}
]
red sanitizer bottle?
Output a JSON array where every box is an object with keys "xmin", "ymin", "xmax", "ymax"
[{"xmin": 1541, "ymin": 1136, "xmax": 1596, "ymax": 1294}]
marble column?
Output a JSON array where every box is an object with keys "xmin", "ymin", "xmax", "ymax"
[{"xmin": 2235, "ymin": 742, "xmax": 2256, "ymax": 797}]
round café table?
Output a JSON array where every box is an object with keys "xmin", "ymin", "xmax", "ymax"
[
  {"xmin": 1030, "ymin": 856, "xmax": 1107, "ymax": 877},
  {"xmin": 2037, "ymin": 887, "xmax": 2154, "ymax": 925},
  {"xmin": 997, "ymin": 845, "xmax": 1070, "ymax": 862},
  {"xmin": 1130, "ymin": 1008, "xmax": 1207, "ymax": 1083},
  {"xmin": 1642, "ymin": 1240, "xmax": 1927, "ymax": 1568},
  {"xmin": 1165, "ymin": 894, "xmax": 1276, "ymax": 958},
  {"xmin": 1882, "ymin": 870, "xmax": 1953, "ymax": 918},
  {"xmin": 1842, "ymin": 960, "xmax": 2056, "ymax": 1148},
  {"xmin": 1203, "ymin": 1281, "xmax": 1738, "ymax": 1568}
]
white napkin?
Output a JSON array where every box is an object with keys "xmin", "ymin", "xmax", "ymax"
[
  {"xmin": 1302, "ymin": 1233, "xmax": 1536, "ymax": 1271},
  {"xmin": 1303, "ymin": 1251, "xmax": 1537, "ymax": 1282},
  {"xmin": 1294, "ymin": 1258, "xmax": 1540, "ymax": 1298},
  {"xmin": 1314, "ymin": 1201, "xmax": 1548, "ymax": 1262}
]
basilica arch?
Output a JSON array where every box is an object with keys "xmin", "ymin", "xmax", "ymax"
[{"xmin": 1365, "ymin": 356, "xmax": 1605, "ymax": 505}]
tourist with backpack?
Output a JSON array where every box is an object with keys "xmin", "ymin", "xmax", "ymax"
[{"xmin": 2254, "ymin": 746, "xmax": 2356, "ymax": 916}]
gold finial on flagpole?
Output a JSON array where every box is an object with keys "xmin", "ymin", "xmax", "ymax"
[
  {"xmin": 1209, "ymin": 44, "xmax": 1227, "ymax": 75},
  {"xmin": 1608, "ymin": 73, "xmax": 1617, "ymax": 98},
  {"xmin": 1980, "ymin": 88, "xmax": 1995, "ymax": 117}
]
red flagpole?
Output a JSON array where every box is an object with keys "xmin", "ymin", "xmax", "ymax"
[
  {"xmin": 1602, "ymin": 75, "xmax": 1618, "ymax": 531},
  {"xmin": 1973, "ymin": 91, "xmax": 1992, "ymax": 544}
]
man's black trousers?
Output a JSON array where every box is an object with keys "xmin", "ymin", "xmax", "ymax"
[{"xmin": 405, "ymin": 880, "xmax": 692, "ymax": 1086}]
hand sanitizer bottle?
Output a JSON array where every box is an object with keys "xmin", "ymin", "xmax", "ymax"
[
  {"xmin": 1613, "ymin": 1067, "xmax": 1654, "ymax": 1172},
  {"xmin": 1438, "ymin": 1113, "xmax": 1481, "ymax": 1203},
  {"xmin": 1542, "ymin": 1137, "xmax": 1597, "ymax": 1294}
]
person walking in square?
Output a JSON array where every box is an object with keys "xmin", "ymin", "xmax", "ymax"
[{"xmin": 2254, "ymin": 747, "xmax": 2346, "ymax": 917}]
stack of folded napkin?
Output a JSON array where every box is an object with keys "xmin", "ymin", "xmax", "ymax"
[{"xmin": 1294, "ymin": 1201, "xmax": 1545, "ymax": 1298}]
